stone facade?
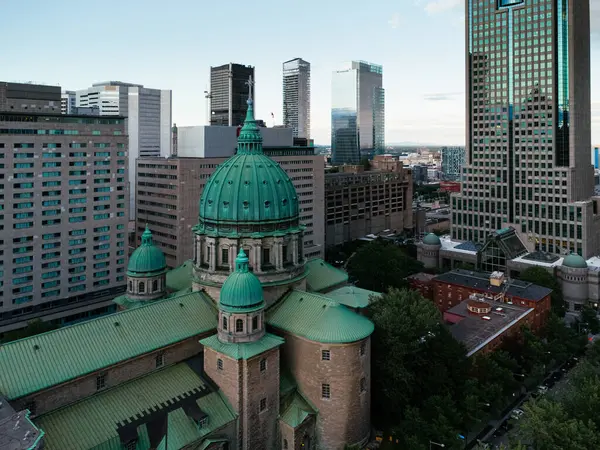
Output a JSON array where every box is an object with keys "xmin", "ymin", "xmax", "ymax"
[
  {"xmin": 13, "ymin": 334, "xmax": 207, "ymax": 417},
  {"xmin": 277, "ymin": 332, "xmax": 371, "ymax": 449}
]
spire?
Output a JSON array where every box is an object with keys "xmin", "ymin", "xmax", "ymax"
[
  {"xmin": 235, "ymin": 248, "xmax": 250, "ymax": 273},
  {"xmin": 141, "ymin": 225, "xmax": 153, "ymax": 246},
  {"xmin": 237, "ymin": 75, "xmax": 263, "ymax": 155}
]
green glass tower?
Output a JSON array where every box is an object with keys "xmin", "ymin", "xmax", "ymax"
[{"xmin": 452, "ymin": 0, "xmax": 598, "ymax": 258}]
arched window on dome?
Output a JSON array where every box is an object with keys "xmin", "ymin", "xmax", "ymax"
[
  {"xmin": 236, "ymin": 319, "xmax": 244, "ymax": 333},
  {"xmin": 222, "ymin": 316, "xmax": 228, "ymax": 331},
  {"xmin": 152, "ymin": 280, "xmax": 158, "ymax": 292},
  {"xmin": 128, "ymin": 280, "xmax": 133, "ymax": 291},
  {"xmin": 139, "ymin": 282, "xmax": 145, "ymax": 293}
]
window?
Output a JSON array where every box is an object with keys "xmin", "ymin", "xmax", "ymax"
[
  {"xmin": 129, "ymin": 280, "xmax": 133, "ymax": 291},
  {"xmin": 236, "ymin": 319, "xmax": 244, "ymax": 333},
  {"xmin": 252, "ymin": 315, "xmax": 259, "ymax": 331},
  {"xmin": 262, "ymin": 247, "xmax": 270, "ymax": 265},
  {"xmin": 124, "ymin": 440, "xmax": 137, "ymax": 450},
  {"xmin": 321, "ymin": 383, "xmax": 330, "ymax": 399},
  {"xmin": 221, "ymin": 248, "xmax": 229, "ymax": 266},
  {"xmin": 260, "ymin": 358, "xmax": 267, "ymax": 372},
  {"xmin": 139, "ymin": 282, "xmax": 145, "ymax": 293},
  {"xmin": 197, "ymin": 416, "xmax": 209, "ymax": 429},
  {"xmin": 222, "ymin": 316, "xmax": 228, "ymax": 331},
  {"xmin": 259, "ymin": 397, "xmax": 267, "ymax": 412},
  {"xmin": 217, "ymin": 358, "xmax": 223, "ymax": 370},
  {"xmin": 96, "ymin": 374, "xmax": 106, "ymax": 390},
  {"xmin": 155, "ymin": 352, "xmax": 165, "ymax": 368},
  {"xmin": 360, "ymin": 377, "xmax": 366, "ymax": 393},
  {"xmin": 360, "ymin": 341, "xmax": 366, "ymax": 356},
  {"xmin": 322, "ymin": 350, "xmax": 331, "ymax": 361},
  {"xmin": 152, "ymin": 279, "xmax": 158, "ymax": 292},
  {"xmin": 283, "ymin": 439, "xmax": 288, "ymax": 449}
]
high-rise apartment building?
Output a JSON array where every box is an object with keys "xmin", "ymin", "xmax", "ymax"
[
  {"xmin": 331, "ymin": 61, "xmax": 385, "ymax": 165},
  {"xmin": 441, "ymin": 146, "xmax": 465, "ymax": 181},
  {"xmin": 210, "ymin": 63, "xmax": 255, "ymax": 127},
  {"xmin": 283, "ymin": 58, "xmax": 311, "ymax": 139},
  {"xmin": 0, "ymin": 82, "xmax": 129, "ymax": 333},
  {"xmin": 135, "ymin": 146, "xmax": 324, "ymax": 268},
  {"xmin": 61, "ymin": 90, "xmax": 76, "ymax": 114},
  {"xmin": 76, "ymin": 81, "xmax": 172, "ymax": 218},
  {"xmin": 452, "ymin": 0, "xmax": 600, "ymax": 258}
]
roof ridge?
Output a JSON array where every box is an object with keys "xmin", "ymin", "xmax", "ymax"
[{"xmin": 1, "ymin": 290, "xmax": 207, "ymax": 347}]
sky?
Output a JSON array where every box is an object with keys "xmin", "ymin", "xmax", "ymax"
[{"xmin": 2, "ymin": 0, "xmax": 600, "ymax": 146}]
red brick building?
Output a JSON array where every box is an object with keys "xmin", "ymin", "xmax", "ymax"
[
  {"xmin": 431, "ymin": 269, "xmax": 551, "ymax": 331},
  {"xmin": 407, "ymin": 273, "xmax": 436, "ymax": 300}
]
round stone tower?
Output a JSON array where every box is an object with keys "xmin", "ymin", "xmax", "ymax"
[
  {"xmin": 560, "ymin": 253, "xmax": 589, "ymax": 312},
  {"xmin": 193, "ymin": 94, "xmax": 306, "ymax": 304},
  {"xmin": 420, "ymin": 233, "xmax": 442, "ymax": 269},
  {"xmin": 126, "ymin": 226, "xmax": 167, "ymax": 301}
]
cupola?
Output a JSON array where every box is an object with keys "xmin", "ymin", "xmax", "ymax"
[{"xmin": 126, "ymin": 226, "xmax": 167, "ymax": 301}]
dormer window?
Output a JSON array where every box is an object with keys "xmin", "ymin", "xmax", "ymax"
[
  {"xmin": 124, "ymin": 440, "xmax": 137, "ymax": 450},
  {"xmin": 196, "ymin": 416, "xmax": 209, "ymax": 429}
]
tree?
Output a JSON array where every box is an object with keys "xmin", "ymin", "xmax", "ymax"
[
  {"xmin": 359, "ymin": 156, "xmax": 371, "ymax": 171},
  {"xmin": 367, "ymin": 288, "xmax": 473, "ymax": 448},
  {"xmin": 346, "ymin": 239, "xmax": 423, "ymax": 292},
  {"xmin": 519, "ymin": 266, "xmax": 566, "ymax": 317},
  {"xmin": 580, "ymin": 305, "xmax": 600, "ymax": 335},
  {"xmin": 2, "ymin": 319, "xmax": 59, "ymax": 343},
  {"xmin": 516, "ymin": 398, "xmax": 600, "ymax": 450}
]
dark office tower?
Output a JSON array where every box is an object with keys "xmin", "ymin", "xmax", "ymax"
[
  {"xmin": 283, "ymin": 58, "xmax": 311, "ymax": 139},
  {"xmin": 452, "ymin": 0, "xmax": 600, "ymax": 258},
  {"xmin": 210, "ymin": 63, "xmax": 255, "ymax": 127},
  {"xmin": 331, "ymin": 61, "xmax": 384, "ymax": 165}
]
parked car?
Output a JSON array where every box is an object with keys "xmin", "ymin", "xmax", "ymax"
[
  {"xmin": 537, "ymin": 385, "xmax": 549, "ymax": 395},
  {"xmin": 511, "ymin": 409, "xmax": 525, "ymax": 420}
]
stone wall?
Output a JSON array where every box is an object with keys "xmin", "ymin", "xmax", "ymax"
[
  {"xmin": 14, "ymin": 334, "xmax": 208, "ymax": 416},
  {"xmin": 278, "ymin": 332, "xmax": 370, "ymax": 449}
]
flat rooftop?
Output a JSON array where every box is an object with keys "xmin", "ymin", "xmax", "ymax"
[
  {"xmin": 435, "ymin": 269, "xmax": 552, "ymax": 302},
  {"xmin": 445, "ymin": 299, "xmax": 533, "ymax": 356}
]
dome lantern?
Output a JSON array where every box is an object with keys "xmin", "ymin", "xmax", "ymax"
[{"xmin": 126, "ymin": 226, "xmax": 167, "ymax": 302}]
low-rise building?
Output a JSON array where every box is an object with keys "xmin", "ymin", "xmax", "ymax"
[{"xmin": 444, "ymin": 294, "xmax": 535, "ymax": 357}]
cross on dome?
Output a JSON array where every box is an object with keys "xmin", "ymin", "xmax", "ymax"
[{"xmin": 245, "ymin": 75, "xmax": 254, "ymax": 101}]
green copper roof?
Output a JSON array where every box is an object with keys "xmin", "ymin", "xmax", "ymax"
[
  {"xmin": 219, "ymin": 249, "xmax": 265, "ymax": 312},
  {"xmin": 0, "ymin": 292, "xmax": 217, "ymax": 399},
  {"xmin": 197, "ymin": 98, "xmax": 299, "ymax": 234},
  {"xmin": 200, "ymin": 332, "xmax": 284, "ymax": 360},
  {"xmin": 422, "ymin": 233, "xmax": 441, "ymax": 246},
  {"xmin": 326, "ymin": 285, "xmax": 381, "ymax": 309},
  {"xmin": 165, "ymin": 260, "xmax": 194, "ymax": 292},
  {"xmin": 36, "ymin": 364, "xmax": 236, "ymax": 450},
  {"xmin": 305, "ymin": 259, "xmax": 349, "ymax": 292},
  {"xmin": 127, "ymin": 226, "xmax": 167, "ymax": 276},
  {"xmin": 280, "ymin": 391, "xmax": 316, "ymax": 428},
  {"xmin": 267, "ymin": 290, "xmax": 374, "ymax": 344},
  {"xmin": 562, "ymin": 253, "xmax": 588, "ymax": 269}
]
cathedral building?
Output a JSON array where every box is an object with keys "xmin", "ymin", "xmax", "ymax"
[{"xmin": 0, "ymin": 95, "xmax": 375, "ymax": 450}]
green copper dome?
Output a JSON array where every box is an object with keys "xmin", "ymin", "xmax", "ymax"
[
  {"xmin": 220, "ymin": 249, "xmax": 265, "ymax": 312},
  {"xmin": 562, "ymin": 253, "xmax": 588, "ymax": 269},
  {"xmin": 197, "ymin": 98, "xmax": 300, "ymax": 237},
  {"xmin": 127, "ymin": 226, "xmax": 167, "ymax": 276},
  {"xmin": 422, "ymin": 233, "xmax": 441, "ymax": 246}
]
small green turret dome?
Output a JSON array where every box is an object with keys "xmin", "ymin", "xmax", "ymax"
[
  {"xmin": 127, "ymin": 227, "xmax": 167, "ymax": 276},
  {"xmin": 422, "ymin": 233, "xmax": 441, "ymax": 246},
  {"xmin": 562, "ymin": 253, "xmax": 587, "ymax": 269},
  {"xmin": 197, "ymin": 98, "xmax": 300, "ymax": 237},
  {"xmin": 219, "ymin": 249, "xmax": 264, "ymax": 312}
]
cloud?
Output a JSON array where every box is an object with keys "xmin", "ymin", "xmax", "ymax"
[
  {"xmin": 388, "ymin": 13, "xmax": 403, "ymax": 29},
  {"xmin": 424, "ymin": 0, "xmax": 462, "ymax": 14},
  {"xmin": 424, "ymin": 92, "xmax": 463, "ymax": 101}
]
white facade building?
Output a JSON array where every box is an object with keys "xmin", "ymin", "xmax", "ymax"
[
  {"xmin": 60, "ymin": 90, "xmax": 76, "ymax": 114},
  {"xmin": 76, "ymin": 82, "xmax": 172, "ymax": 219},
  {"xmin": 283, "ymin": 58, "xmax": 310, "ymax": 139}
]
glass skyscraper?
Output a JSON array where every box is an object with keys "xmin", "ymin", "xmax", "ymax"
[
  {"xmin": 452, "ymin": 0, "xmax": 600, "ymax": 258},
  {"xmin": 283, "ymin": 58, "xmax": 311, "ymax": 139},
  {"xmin": 331, "ymin": 61, "xmax": 385, "ymax": 165}
]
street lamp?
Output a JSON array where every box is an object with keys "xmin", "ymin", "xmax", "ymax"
[{"xmin": 430, "ymin": 441, "xmax": 445, "ymax": 450}]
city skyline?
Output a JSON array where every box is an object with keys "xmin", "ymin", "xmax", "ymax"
[{"xmin": 2, "ymin": 0, "xmax": 600, "ymax": 145}]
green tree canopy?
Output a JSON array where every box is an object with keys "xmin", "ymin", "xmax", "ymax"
[
  {"xmin": 519, "ymin": 266, "xmax": 565, "ymax": 317},
  {"xmin": 2, "ymin": 319, "xmax": 59, "ymax": 343},
  {"xmin": 346, "ymin": 239, "xmax": 423, "ymax": 292},
  {"xmin": 580, "ymin": 305, "xmax": 600, "ymax": 334}
]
